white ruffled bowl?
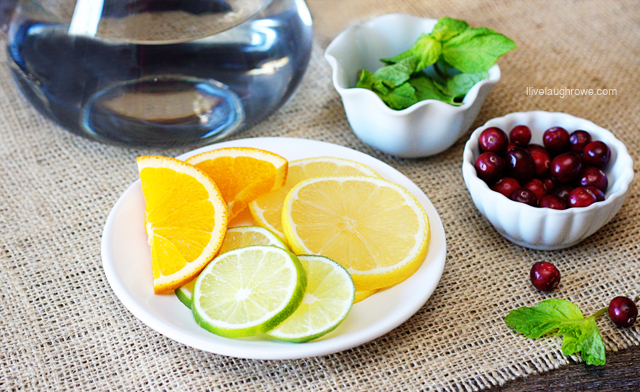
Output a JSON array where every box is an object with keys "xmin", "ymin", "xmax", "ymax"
[
  {"xmin": 462, "ymin": 111, "xmax": 634, "ymax": 250},
  {"xmin": 324, "ymin": 13, "xmax": 501, "ymax": 158}
]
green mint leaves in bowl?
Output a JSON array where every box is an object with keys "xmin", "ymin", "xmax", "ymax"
[
  {"xmin": 325, "ymin": 14, "xmax": 509, "ymax": 157},
  {"xmin": 355, "ymin": 17, "xmax": 516, "ymax": 110}
]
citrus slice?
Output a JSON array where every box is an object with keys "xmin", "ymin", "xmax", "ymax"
[
  {"xmin": 267, "ymin": 255, "xmax": 355, "ymax": 343},
  {"xmin": 249, "ymin": 157, "xmax": 379, "ymax": 239},
  {"xmin": 186, "ymin": 147, "xmax": 288, "ymax": 221},
  {"xmin": 137, "ymin": 156, "xmax": 228, "ymax": 294},
  {"xmin": 354, "ymin": 289, "xmax": 378, "ymax": 303},
  {"xmin": 175, "ymin": 226, "xmax": 288, "ymax": 307},
  {"xmin": 192, "ymin": 245, "xmax": 306, "ymax": 338},
  {"xmin": 282, "ymin": 176, "xmax": 430, "ymax": 291}
]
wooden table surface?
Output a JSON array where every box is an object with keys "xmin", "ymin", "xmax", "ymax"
[{"xmin": 490, "ymin": 345, "xmax": 640, "ymax": 391}]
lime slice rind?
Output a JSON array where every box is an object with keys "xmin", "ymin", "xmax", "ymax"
[
  {"xmin": 267, "ymin": 255, "xmax": 355, "ymax": 343},
  {"xmin": 192, "ymin": 245, "xmax": 307, "ymax": 338},
  {"xmin": 176, "ymin": 284, "xmax": 193, "ymax": 307}
]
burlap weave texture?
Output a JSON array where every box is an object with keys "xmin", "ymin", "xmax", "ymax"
[{"xmin": 1, "ymin": 0, "xmax": 640, "ymax": 391}]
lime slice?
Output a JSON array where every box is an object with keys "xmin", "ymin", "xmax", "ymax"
[
  {"xmin": 175, "ymin": 279, "xmax": 196, "ymax": 308},
  {"xmin": 175, "ymin": 226, "xmax": 287, "ymax": 308},
  {"xmin": 267, "ymin": 255, "xmax": 355, "ymax": 343},
  {"xmin": 218, "ymin": 226, "xmax": 288, "ymax": 254},
  {"xmin": 192, "ymin": 245, "xmax": 306, "ymax": 338}
]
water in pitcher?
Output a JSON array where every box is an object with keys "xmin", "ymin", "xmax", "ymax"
[{"xmin": 6, "ymin": 0, "xmax": 313, "ymax": 147}]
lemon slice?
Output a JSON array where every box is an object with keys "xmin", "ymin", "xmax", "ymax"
[
  {"xmin": 282, "ymin": 176, "xmax": 430, "ymax": 291},
  {"xmin": 176, "ymin": 226, "xmax": 288, "ymax": 307},
  {"xmin": 354, "ymin": 289, "xmax": 378, "ymax": 303},
  {"xmin": 267, "ymin": 255, "xmax": 355, "ymax": 343},
  {"xmin": 137, "ymin": 156, "xmax": 228, "ymax": 294},
  {"xmin": 249, "ymin": 157, "xmax": 379, "ymax": 239},
  {"xmin": 192, "ymin": 246, "xmax": 306, "ymax": 338}
]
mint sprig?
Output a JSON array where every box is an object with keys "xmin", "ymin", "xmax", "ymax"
[
  {"xmin": 504, "ymin": 298, "xmax": 608, "ymax": 366},
  {"xmin": 355, "ymin": 17, "xmax": 516, "ymax": 110}
]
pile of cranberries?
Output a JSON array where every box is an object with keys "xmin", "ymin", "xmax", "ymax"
[{"xmin": 474, "ymin": 125, "xmax": 611, "ymax": 209}]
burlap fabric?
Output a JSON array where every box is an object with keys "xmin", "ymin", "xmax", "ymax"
[{"xmin": 2, "ymin": 0, "xmax": 639, "ymax": 390}]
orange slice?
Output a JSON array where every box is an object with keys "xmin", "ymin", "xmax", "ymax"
[
  {"xmin": 137, "ymin": 156, "xmax": 228, "ymax": 294},
  {"xmin": 186, "ymin": 147, "xmax": 288, "ymax": 221}
]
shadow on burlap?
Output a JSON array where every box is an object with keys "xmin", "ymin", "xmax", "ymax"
[{"xmin": 1, "ymin": 0, "xmax": 639, "ymax": 390}]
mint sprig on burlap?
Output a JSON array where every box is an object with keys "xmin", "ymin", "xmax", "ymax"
[
  {"xmin": 355, "ymin": 17, "xmax": 516, "ymax": 110},
  {"xmin": 504, "ymin": 298, "xmax": 608, "ymax": 366}
]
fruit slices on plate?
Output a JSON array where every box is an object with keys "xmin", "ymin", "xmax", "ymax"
[{"xmin": 137, "ymin": 150, "xmax": 430, "ymax": 342}]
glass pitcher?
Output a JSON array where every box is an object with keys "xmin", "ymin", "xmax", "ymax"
[{"xmin": 2, "ymin": 0, "xmax": 313, "ymax": 147}]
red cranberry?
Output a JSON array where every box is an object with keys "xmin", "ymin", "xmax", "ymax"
[
  {"xmin": 524, "ymin": 178, "xmax": 547, "ymax": 202},
  {"xmin": 578, "ymin": 167, "xmax": 608, "ymax": 191},
  {"xmin": 539, "ymin": 194, "xmax": 568, "ymax": 210},
  {"xmin": 569, "ymin": 187, "xmax": 597, "ymax": 208},
  {"xmin": 530, "ymin": 261, "xmax": 561, "ymax": 292},
  {"xmin": 569, "ymin": 130, "xmax": 592, "ymax": 153},
  {"xmin": 529, "ymin": 150, "xmax": 551, "ymax": 178},
  {"xmin": 543, "ymin": 126, "xmax": 570, "ymax": 156},
  {"xmin": 492, "ymin": 177, "xmax": 521, "ymax": 198},
  {"xmin": 586, "ymin": 186, "xmax": 605, "ymax": 201},
  {"xmin": 509, "ymin": 188, "xmax": 537, "ymax": 206},
  {"xmin": 509, "ymin": 125, "xmax": 532, "ymax": 147},
  {"xmin": 479, "ymin": 127, "xmax": 509, "ymax": 154},
  {"xmin": 550, "ymin": 152, "xmax": 583, "ymax": 183},
  {"xmin": 540, "ymin": 175, "xmax": 557, "ymax": 192},
  {"xmin": 507, "ymin": 143, "xmax": 518, "ymax": 152},
  {"xmin": 609, "ymin": 296, "xmax": 638, "ymax": 328},
  {"xmin": 474, "ymin": 152, "xmax": 505, "ymax": 184},
  {"xmin": 553, "ymin": 184, "xmax": 574, "ymax": 203},
  {"xmin": 506, "ymin": 148, "xmax": 535, "ymax": 183},
  {"xmin": 583, "ymin": 141, "xmax": 611, "ymax": 167},
  {"xmin": 526, "ymin": 144, "xmax": 548, "ymax": 155}
]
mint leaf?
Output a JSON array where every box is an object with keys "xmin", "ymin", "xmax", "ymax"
[
  {"xmin": 409, "ymin": 35, "xmax": 441, "ymax": 71},
  {"xmin": 431, "ymin": 17, "xmax": 469, "ymax": 41},
  {"xmin": 577, "ymin": 318, "xmax": 606, "ymax": 366},
  {"xmin": 380, "ymin": 47, "xmax": 415, "ymax": 65},
  {"xmin": 355, "ymin": 60, "xmax": 419, "ymax": 110},
  {"xmin": 561, "ymin": 316, "xmax": 606, "ymax": 366},
  {"xmin": 381, "ymin": 34, "xmax": 441, "ymax": 72},
  {"xmin": 373, "ymin": 82, "xmax": 418, "ymax": 110},
  {"xmin": 408, "ymin": 75, "xmax": 456, "ymax": 105},
  {"xmin": 372, "ymin": 80, "xmax": 389, "ymax": 95},
  {"xmin": 373, "ymin": 57, "xmax": 418, "ymax": 88},
  {"xmin": 505, "ymin": 298, "xmax": 584, "ymax": 338},
  {"xmin": 439, "ymin": 72, "xmax": 488, "ymax": 98},
  {"xmin": 355, "ymin": 69, "xmax": 375, "ymax": 90},
  {"xmin": 353, "ymin": 17, "xmax": 515, "ymax": 110},
  {"xmin": 505, "ymin": 299, "xmax": 607, "ymax": 366},
  {"xmin": 442, "ymin": 27, "xmax": 516, "ymax": 73}
]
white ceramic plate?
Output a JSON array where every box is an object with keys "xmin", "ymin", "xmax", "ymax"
[{"xmin": 101, "ymin": 137, "xmax": 446, "ymax": 359}]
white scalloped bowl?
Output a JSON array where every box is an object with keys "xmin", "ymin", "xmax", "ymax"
[
  {"xmin": 462, "ymin": 111, "xmax": 634, "ymax": 250},
  {"xmin": 324, "ymin": 13, "xmax": 500, "ymax": 158}
]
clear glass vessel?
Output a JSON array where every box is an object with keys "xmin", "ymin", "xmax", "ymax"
[{"xmin": 5, "ymin": 0, "xmax": 313, "ymax": 147}]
